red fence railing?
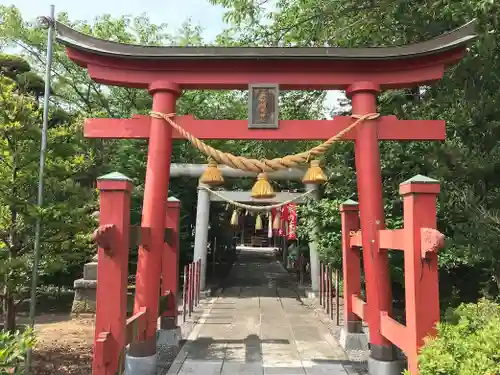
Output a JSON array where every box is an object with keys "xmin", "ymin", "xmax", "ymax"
[
  {"xmin": 319, "ymin": 262, "xmax": 341, "ymax": 325},
  {"xmin": 182, "ymin": 259, "xmax": 202, "ymax": 322},
  {"xmin": 340, "ymin": 176, "xmax": 444, "ymax": 375}
]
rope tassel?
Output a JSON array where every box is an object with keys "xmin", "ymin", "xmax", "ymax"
[
  {"xmin": 302, "ymin": 160, "xmax": 327, "ymax": 184},
  {"xmin": 251, "ymin": 173, "xmax": 275, "ymax": 199},
  {"xmin": 199, "ymin": 159, "xmax": 224, "ymax": 186}
]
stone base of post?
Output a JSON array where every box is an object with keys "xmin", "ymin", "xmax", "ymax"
[
  {"xmin": 156, "ymin": 316, "xmax": 181, "ymax": 368},
  {"xmin": 339, "ymin": 324, "xmax": 369, "ymax": 351},
  {"xmin": 367, "ymin": 357, "xmax": 406, "ymax": 375},
  {"xmin": 303, "ymin": 288, "xmax": 319, "ymax": 299},
  {"xmin": 125, "ymin": 337, "xmax": 157, "ymax": 375},
  {"xmin": 71, "ymin": 259, "xmax": 98, "ymax": 316},
  {"xmin": 200, "ymin": 289, "xmax": 214, "ymax": 299}
]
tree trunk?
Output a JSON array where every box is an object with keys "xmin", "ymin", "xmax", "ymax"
[{"xmin": 3, "ymin": 287, "xmax": 16, "ymax": 332}]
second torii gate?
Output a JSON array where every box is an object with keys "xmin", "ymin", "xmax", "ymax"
[
  {"xmin": 55, "ymin": 20, "xmax": 475, "ymax": 375},
  {"xmin": 169, "ymin": 163, "xmax": 319, "ymax": 291}
]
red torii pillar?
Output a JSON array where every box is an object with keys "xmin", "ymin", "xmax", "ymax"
[
  {"xmin": 127, "ymin": 82, "xmax": 180, "ymax": 362},
  {"xmin": 349, "ymin": 82, "xmax": 395, "ymax": 362}
]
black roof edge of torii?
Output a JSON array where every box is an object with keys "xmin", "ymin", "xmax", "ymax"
[{"xmin": 54, "ymin": 20, "xmax": 477, "ymax": 61}]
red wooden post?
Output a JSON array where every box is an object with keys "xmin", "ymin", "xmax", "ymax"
[
  {"xmin": 319, "ymin": 262, "xmax": 323, "ymax": 306},
  {"xmin": 400, "ymin": 175, "xmax": 442, "ymax": 374},
  {"xmin": 326, "ymin": 264, "xmax": 331, "ymax": 316},
  {"xmin": 193, "ymin": 261, "xmax": 199, "ymax": 307},
  {"xmin": 191, "ymin": 262, "xmax": 196, "ymax": 310},
  {"xmin": 328, "ymin": 266, "xmax": 333, "ymax": 319},
  {"xmin": 182, "ymin": 265, "xmax": 188, "ymax": 322},
  {"xmin": 188, "ymin": 263, "xmax": 194, "ymax": 315},
  {"xmin": 323, "ymin": 263, "xmax": 327, "ymax": 312},
  {"xmin": 197, "ymin": 259, "xmax": 201, "ymax": 304},
  {"xmin": 335, "ymin": 269, "xmax": 340, "ymax": 325},
  {"xmin": 348, "ymin": 82, "xmax": 394, "ymax": 360},
  {"xmin": 92, "ymin": 172, "xmax": 132, "ymax": 375},
  {"xmin": 340, "ymin": 200, "xmax": 362, "ymax": 333},
  {"xmin": 161, "ymin": 197, "xmax": 180, "ymax": 329},
  {"xmin": 133, "ymin": 82, "xmax": 180, "ymax": 348}
]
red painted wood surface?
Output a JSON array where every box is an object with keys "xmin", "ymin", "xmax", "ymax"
[
  {"xmin": 340, "ymin": 194, "xmax": 362, "ymax": 330},
  {"xmin": 350, "ymin": 229, "xmax": 405, "ymax": 250},
  {"xmin": 125, "ymin": 308, "xmax": 147, "ymax": 344},
  {"xmin": 326, "ymin": 265, "xmax": 332, "ymax": 316},
  {"xmin": 193, "ymin": 261, "xmax": 198, "ymax": 307},
  {"xmin": 162, "ymin": 199, "xmax": 181, "ymax": 318},
  {"xmin": 182, "ymin": 265, "xmax": 188, "ymax": 322},
  {"xmin": 92, "ymin": 177, "xmax": 132, "ymax": 375},
  {"xmin": 133, "ymin": 83, "xmax": 179, "ymax": 339},
  {"xmin": 400, "ymin": 180, "xmax": 441, "ymax": 374},
  {"xmin": 66, "ymin": 47, "xmax": 465, "ymax": 90},
  {"xmin": 188, "ymin": 263, "xmax": 193, "ymax": 316},
  {"xmin": 84, "ymin": 115, "xmax": 445, "ymax": 141},
  {"xmin": 341, "ymin": 177, "xmax": 443, "ymax": 375},
  {"xmin": 196, "ymin": 260, "xmax": 201, "ymax": 305},
  {"xmin": 350, "ymin": 82, "xmax": 393, "ymax": 354}
]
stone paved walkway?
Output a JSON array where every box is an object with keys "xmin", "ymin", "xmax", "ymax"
[{"xmin": 167, "ymin": 249, "xmax": 356, "ymax": 375}]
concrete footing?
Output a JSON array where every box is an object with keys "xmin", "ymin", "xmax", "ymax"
[
  {"xmin": 124, "ymin": 353, "xmax": 156, "ymax": 375},
  {"xmin": 156, "ymin": 327, "xmax": 181, "ymax": 369},
  {"xmin": 303, "ymin": 288, "xmax": 319, "ymax": 299},
  {"xmin": 339, "ymin": 327, "xmax": 369, "ymax": 351},
  {"xmin": 125, "ymin": 337, "xmax": 157, "ymax": 375},
  {"xmin": 157, "ymin": 327, "xmax": 181, "ymax": 347},
  {"xmin": 200, "ymin": 289, "xmax": 212, "ymax": 299},
  {"xmin": 368, "ymin": 357, "xmax": 406, "ymax": 375}
]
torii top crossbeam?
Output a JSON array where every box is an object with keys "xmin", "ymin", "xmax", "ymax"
[{"xmin": 56, "ymin": 21, "xmax": 475, "ymax": 90}]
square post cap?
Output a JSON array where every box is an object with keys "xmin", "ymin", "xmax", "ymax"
[
  {"xmin": 167, "ymin": 196, "xmax": 181, "ymax": 208},
  {"xmin": 97, "ymin": 172, "xmax": 133, "ymax": 192},
  {"xmin": 399, "ymin": 174, "xmax": 440, "ymax": 196},
  {"xmin": 339, "ymin": 199, "xmax": 359, "ymax": 212}
]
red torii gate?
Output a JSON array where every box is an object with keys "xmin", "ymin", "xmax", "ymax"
[{"xmin": 55, "ymin": 20, "xmax": 475, "ymax": 375}]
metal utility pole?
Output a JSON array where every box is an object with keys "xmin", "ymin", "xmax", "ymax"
[{"xmin": 26, "ymin": 4, "xmax": 55, "ymax": 371}]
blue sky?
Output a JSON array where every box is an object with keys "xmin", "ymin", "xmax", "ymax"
[{"xmin": 4, "ymin": 0, "xmax": 227, "ymax": 41}]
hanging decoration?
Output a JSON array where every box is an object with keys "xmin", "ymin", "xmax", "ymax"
[
  {"xmin": 255, "ymin": 214, "xmax": 263, "ymax": 231},
  {"xmin": 302, "ymin": 160, "xmax": 327, "ymax": 185},
  {"xmin": 267, "ymin": 212, "xmax": 273, "ymax": 238},
  {"xmin": 199, "ymin": 158, "xmax": 225, "ymax": 186},
  {"xmin": 279, "ymin": 205, "xmax": 289, "ymax": 237},
  {"xmin": 272, "ymin": 208, "xmax": 281, "ymax": 230},
  {"xmin": 251, "ymin": 173, "xmax": 275, "ymax": 199},
  {"xmin": 287, "ymin": 203, "xmax": 297, "ymax": 240},
  {"xmin": 230, "ymin": 210, "xmax": 239, "ymax": 226}
]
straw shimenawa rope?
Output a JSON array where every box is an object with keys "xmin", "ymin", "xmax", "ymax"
[{"xmin": 150, "ymin": 111, "xmax": 380, "ymax": 173}]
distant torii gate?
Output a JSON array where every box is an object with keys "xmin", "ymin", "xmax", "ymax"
[
  {"xmin": 55, "ymin": 20, "xmax": 475, "ymax": 375},
  {"xmin": 169, "ymin": 163, "xmax": 319, "ymax": 291}
]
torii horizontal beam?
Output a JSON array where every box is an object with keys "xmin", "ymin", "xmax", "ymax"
[
  {"xmin": 170, "ymin": 163, "xmax": 304, "ymax": 180},
  {"xmin": 85, "ymin": 115, "xmax": 445, "ymax": 141}
]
